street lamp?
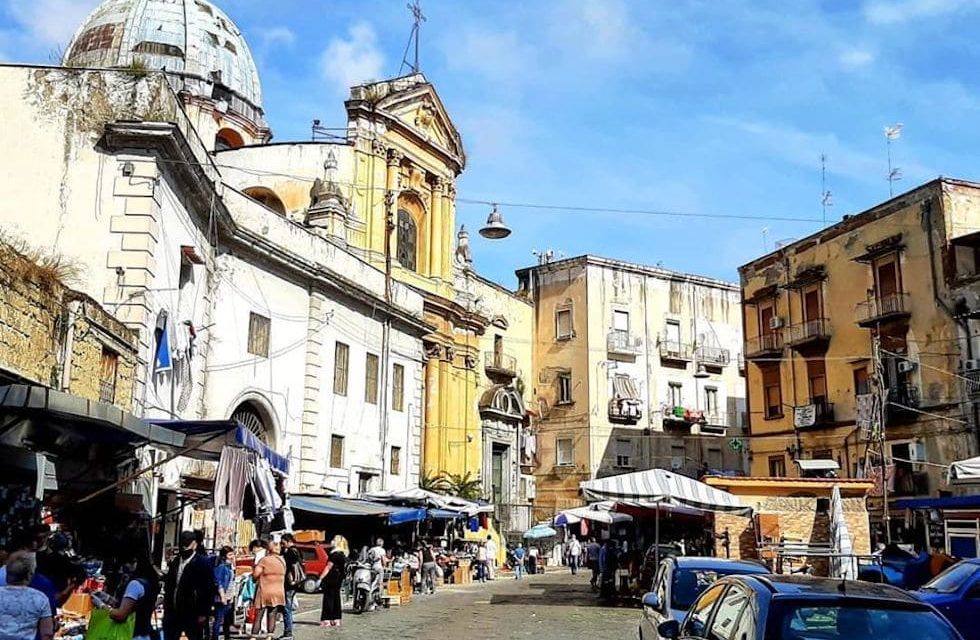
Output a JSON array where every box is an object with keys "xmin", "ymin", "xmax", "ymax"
[
  {"xmin": 694, "ymin": 363, "xmax": 710, "ymax": 379},
  {"xmin": 479, "ymin": 203, "xmax": 511, "ymax": 239}
]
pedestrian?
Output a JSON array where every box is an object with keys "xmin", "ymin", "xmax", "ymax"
[
  {"xmin": 527, "ymin": 545, "xmax": 539, "ymax": 575},
  {"xmin": 0, "ymin": 552, "xmax": 54, "ymax": 640},
  {"xmin": 251, "ymin": 538, "xmax": 286, "ymax": 640},
  {"xmin": 485, "ymin": 535, "xmax": 497, "ymax": 580},
  {"xmin": 567, "ymin": 536, "xmax": 582, "ymax": 575},
  {"xmin": 163, "ymin": 530, "xmax": 215, "ymax": 640},
  {"xmin": 212, "ymin": 546, "xmax": 235, "ymax": 640},
  {"xmin": 600, "ymin": 540, "xmax": 620, "ymax": 601},
  {"xmin": 475, "ymin": 542, "xmax": 488, "ymax": 583},
  {"xmin": 420, "ymin": 542, "xmax": 439, "ymax": 594},
  {"xmin": 107, "ymin": 543, "xmax": 161, "ymax": 640},
  {"xmin": 281, "ymin": 534, "xmax": 304, "ymax": 640},
  {"xmin": 318, "ymin": 535, "xmax": 348, "ymax": 628},
  {"xmin": 585, "ymin": 538, "xmax": 601, "ymax": 589},
  {"xmin": 0, "ymin": 531, "xmax": 61, "ymax": 619},
  {"xmin": 512, "ymin": 543, "xmax": 526, "ymax": 580}
]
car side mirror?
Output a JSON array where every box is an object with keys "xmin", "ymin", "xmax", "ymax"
[
  {"xmin": 642, "ymin": 592, "xmax": 662, "ymax": 610},
  {"xmin": 658, "ymin": 619, "xmax": 680, "ymax": 639}
]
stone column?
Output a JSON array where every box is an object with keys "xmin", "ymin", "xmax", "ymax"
[
  {"xmin": 300, "ymin": 293, "xmax": 326, "ymax": 491},
  {"xmin": 439, "ymin": 347, "xmax": 453, "ymax": 474},
  {"xmin": 423, "ymin": 345, "xmax": 441, "ymax": 475},
  {"xmin": 429, "ymin": 177, "xmax": 445, "ymax": 279},
  {"xmin": 385, "ymin": 149, "xmax": 403, "ymax": 258},
  {"xmin": 441, "ymin": 182, "xmax": 456, "ymax": 281}
]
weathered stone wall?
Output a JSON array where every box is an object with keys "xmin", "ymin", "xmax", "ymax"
[
  {"xmin": 0, "ymin": 241, "xmax": 138, "ymax": 409},
  {"xmin": 714, "ymin": 495, "xmax": 871, "ymax": 574}
]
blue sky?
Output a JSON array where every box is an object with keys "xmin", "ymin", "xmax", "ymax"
[{"xmin": 3, "ymin": 0, "xmax": 980, "ymax": 287}]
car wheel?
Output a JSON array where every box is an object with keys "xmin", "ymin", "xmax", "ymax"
[{"xmin": 301, "ymin": 577, "xmax": 318, "ymax": 594}]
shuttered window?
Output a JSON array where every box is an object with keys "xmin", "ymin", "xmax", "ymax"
[
  {"xmin": 330, "ymin": 435, "xmax": 344, "ymax": 468},
  {"xmin": 247, "ymin": 312, "xmax": 270, "ymax": 357},
  {"xmin": 762, "ymin": 365, "xmax": 782, "ymax": 418},
  {"xmin": 333, "ymin": 342, "xmax": 349, "ymax": 396},
  {"xmin": 392, "ymin": 363, "xmax": 405, "ymax": 412},
  {"xmin": 365, "ymin": 353, "xmax": 379, "ymax": 404}
]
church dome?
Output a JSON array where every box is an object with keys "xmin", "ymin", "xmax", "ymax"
[{"xmin": 64, "ymin": 0, "xmax": 263, "ymax": 124}]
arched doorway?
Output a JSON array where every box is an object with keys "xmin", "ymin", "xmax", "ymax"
[
  {"xmin": 231, "ymin": 401, "xmax": 273, "ymax": 445},
  {"xmin": 214, "ymin": 127, "xmax": 245, "ymax": 151},
  {"xmin": 243, "ymin": 186, "xmax": 286, "ymax": 215}
]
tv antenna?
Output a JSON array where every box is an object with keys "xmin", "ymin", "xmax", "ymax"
[
  {"xmin": 820, "ymin": 154, "xmax": 832, "ymax": 226},
  {"xmin": 400, "ymin": 0, "xmax": 426, "ymax": 75},
  {"xmin": 884, "ymin": 123, "xmax": 903, "ymax": 197}
]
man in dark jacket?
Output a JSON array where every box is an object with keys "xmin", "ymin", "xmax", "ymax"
[
  {"xmin": 281, "ymin": 534, "xmax": 303, "ymax": 640},
  {"xmin": 163, "ymin": 530, "xmax": 215, "ymax": 640}
]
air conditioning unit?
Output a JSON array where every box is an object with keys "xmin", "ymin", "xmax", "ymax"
[
  {"xmin": 897, "ymin": 360, "xmax": 917, "ymax": 373},
  {"xmin": 769, "ymin": 316, "xmax": 784, "ymax": 330},
  {"xmin": 964, "ymin": 359, "xmax": 980, "ymax": 372}
]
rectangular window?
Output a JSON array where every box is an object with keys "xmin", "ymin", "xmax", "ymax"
[
  {"xmin": 668, "ymin": 382, "xmax": 683, "ymax": 407},
  {"xmin": 706, "ymin": 448, "xmax": 722, "ymax": 470},
  {"xmin": 615, "ymin": 438, "xmax": 632, "ymax": 467},
  {"xmin": 556, "ymin": 308, "xmax": 573, "ymax": 340},
  {"xmin": 854, "ymin": 366, "xmax": 870, "ymax": 396},
  {"xmin": 670, "ymin": 445, "xmax": 686, "ymax": 470},
  {"xmin": 759, "ymin": 304, "xmax": 775, "ymax": 336},
  {"xmin": 669, "ymin": 281, "xmax": 683, "ymax": 314},
  {"xmin": 390, "ymin": 446, "xmax": 401, "ymax": 476},
  {"xmin": 762, "ymin": 365, "xmax": 782, "ymax": 418},
  {"xmin": 392, "ymin": 363, "xmax": 405, "ymax": 412},
  {"xmin": 358, "ymin": 472, "xmax": 374, "ymax": 494},
  {"xmin": 665, "ymin": 320, "xmax": 681, "ymax": 346},
  {"xmin": 556, "ymin": 437, "xmax": 573, "ymax": 466},
  {"xmin": 247, "ymin": 312, "xmax": 270, "ymax": 357},
  {"xmin": 330, "ymin": 435, "xmax": 344, "ymax": 469},
  {"xmin": 768, "ymin": 455, "xmax": 786, "ymax": 477},
  {"xmin": 613, "ymin": 309, "xmax": 630, "ymax": 332},
  {"xmin": 333, "ymin": 342, "xmax": 349, "ymax": 396},
  {"xmin": 365, "ymin": 353, "xmax": 379, "ymax": 404},
  {"xmin": 705, "ymin": 387, "xmax": 719, "ymax": 414},
  {"xmin": 807, "ymin": 358, "xmax": 827, "ymax": 404},
  {"xmin": 99, "ymin": 348, "xmax": 119, "ymax": 404},
  {"xmin": 557, "ymin": 371, "xmax": 573, "ymax": 404}
]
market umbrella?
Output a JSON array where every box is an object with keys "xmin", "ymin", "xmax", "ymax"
[
  {"xmin": 523, "ymin": 524, "xmax": 558, "ymax": 539},
  {"xmin": 830, "ymin": 484, "xmax": 857, "ymax": 579}
]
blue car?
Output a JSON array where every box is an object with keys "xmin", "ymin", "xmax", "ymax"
[
  {"xmin": 638, "ymin": 557, "xmax": 769, "ymax": 639},
  {"xmin": 914, "ymin": 558, "xmax": 980, "ymax": 640}
]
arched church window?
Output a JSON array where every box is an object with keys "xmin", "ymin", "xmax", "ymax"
[
  {"xmin": 243, "ymin": 186, "xmax": 286, "ymax": 215},
  {"xmin": 397, "ymin": 209, "xmax": 417, "ymax": 271},
  {"xmin": 232, "ymin": 402, "xmax": 270, "ymax": 444},
  {"xmin": 214, "ymin": 128, "xmax": 244, "ymax": 151}
]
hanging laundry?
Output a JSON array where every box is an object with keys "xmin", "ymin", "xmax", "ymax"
[
  {"xmin": 214, "ymin": 447, "xmax": 253, "ymax": 518},
  {"xmin": 154, "ymin": 310, "xmax": 172, "ymax": 373},
  {"xmin": 468, "ymin": 517, "xmax": 479, "ymax": 532}
]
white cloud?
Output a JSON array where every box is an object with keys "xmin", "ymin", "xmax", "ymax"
[
  {"xmin": 258, "ymin": 26, "xmax": 295, "ymax": 48},
  {"xmin": 863, "ymin": 0, "xmax": 976, "ymax": 24},
  {"xmin": 839, "ymin": 47, "xmax": 876, "ymax": 70},
  {"xmin": 549, "ymin": 0, "xmax": 643, "ymax": 60},
  {"xmin": 319, "ymin": 23, "xmax": 385, "ymax": 94},
  {"xmin": 6, "ymin": 0, "xmax": 98, "ymax": 49}
]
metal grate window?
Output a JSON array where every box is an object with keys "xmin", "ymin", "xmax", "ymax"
[{"xmin": 99, "ymin": 348, "xmax": 118, "ymax": 404}]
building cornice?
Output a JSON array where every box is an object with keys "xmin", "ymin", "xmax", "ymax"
[
  {"xmin": 516, "ymin": 254, "xmax": 739, "ymax": 291},
  {"xmin": 102, "ymin": 121, "xmax": 434, "ymax": 337}
]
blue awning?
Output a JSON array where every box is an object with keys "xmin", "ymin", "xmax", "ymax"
[
  {"xmin": 147, "ymin": 419, "xmax": 289, "ymax": 475},
  {"xmin": 388, "ymin": 506, "xmax": 427, "ymax": 525},
  {"xmin": 894, "ymin": 495, "xmax": 980, "ymax": 510},
  {"xmin": 428, "ymin": 508, "xmax": 465, "ymax": 520}
]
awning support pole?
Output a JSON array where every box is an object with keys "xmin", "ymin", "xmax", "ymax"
[
  {"xmin": 655, "ymin": 502, "xmax": 660, "ymax": 568},
  {"xmin": 77, "ymin": 430, "xmax": 227, "ymax": 504}
]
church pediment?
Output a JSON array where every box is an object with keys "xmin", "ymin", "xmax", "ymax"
[{"xmin": 347, "ymin": 73, "xmax": 465, "ymax": 171}]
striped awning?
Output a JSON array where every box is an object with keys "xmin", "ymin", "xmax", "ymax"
[
  {"xmin": 612, "ymin": 375, "xmax": 640, "ymax": 400},
  {"xmin": 580, "ymin": 468, "xmax": 750, "ymax": 514}
]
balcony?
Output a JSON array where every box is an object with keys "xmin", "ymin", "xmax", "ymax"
[
  {"xmin": 856, "ymin": 292, "xmax": 911, "ymax": 327},
  {"xmin": 607, "ymin": 330, "xmax": 641, "ymax": 358},
  {"xmin": 659, "ymin": 340, "xmax": 693, "ymax": 363},
  {"xmin": 696, "ymin": 345, "xmax": 731, "ymax": 367},
  {"xmin": 962, "ymin": 367, "xmax": 980, "ymax": 400},
  {"xmin": 484, "ymin": 351, "xmax": 517, "ymax": 380},
  {"xmin": 700, "ymin": 411, "xmax": 732, "ymax": 436},
  {"xmin": 609, "ymin": 398, "xmax": 642, "ymax": 424},
  {"xmin": 786, "ymin": 318, "xmax": 831, "ymax": 349},
  {"xmin": 745, "ymin": 333, "xmax": 784, "ymax": 359},
  {"xmin": 887, "ymin": 383, "xmax": 920, "ymax": 423},
  {"xmin": 890, "ymin": 469, "xmax": 930, "ymax": 497}
]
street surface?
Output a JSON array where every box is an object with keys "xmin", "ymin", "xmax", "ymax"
[{"xmin": 290, "ymin": 572, "xmax": 638, "ymax": 639}]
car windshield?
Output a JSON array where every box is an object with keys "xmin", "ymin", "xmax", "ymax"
[
  {"xmin": 770, "ymin": 604, "xmax": 958, "ymax": 640},
  {"xmin": 671, "ymin": 567, "xmax": 755, "ymax": 610},
  {"xmin": 920, "ymin": 562, "xmax": 979, "ymax": 593}
]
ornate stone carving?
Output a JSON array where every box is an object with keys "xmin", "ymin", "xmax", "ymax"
[
  {"xmin": 424, "ymin": 342, "xmax": 443, "ymax": 360},
  {"xmin": 444, "ymin": 346, "xmax": 456, "ymax": 362},
  {"xmin": 433, "ymin": 176, "xmax": 447, "ymax": 192},
  {"xmin": 387, "ymin": 148, "xmax": 404, "ymax": 167},
  {"xmin": 464, "ymin": 354, "xmax": 478, "ymax": 370},
  {"xmin": 371, "ymin": 139, "xmax": 387, "ymax": 157}
]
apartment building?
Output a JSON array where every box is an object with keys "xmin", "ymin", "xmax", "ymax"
[
  {"xmin": 739, "ymin": 178, "xmax": 980, "ymax": 508},
  {"xmin": 516, "ymin": 255, "xmax": 747, "ymax": 516}
]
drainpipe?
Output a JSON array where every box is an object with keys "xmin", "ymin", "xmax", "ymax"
[{"xmin": 923, "ymin": 198, "xmax": 980, "ymax": 454}]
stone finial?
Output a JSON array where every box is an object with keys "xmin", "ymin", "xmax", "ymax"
[{"xmin": 455, "ymin": 225, "xmax": 473, "ymax": 267}]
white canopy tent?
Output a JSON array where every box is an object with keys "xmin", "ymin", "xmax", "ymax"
[
  {"xmin": 363, "ymin": 487, "xmax": 493, "ymax": 516},
  {"xmin": 949, "ymin": 456, "xmax": 980, "ymax": 484},
  {"xmin": 555, "ymin": 502, "xmax": 634, "ymax": 525},
  {"xmin": 579, "ymin": 468, "xmax": 750, "ymax": 513}
]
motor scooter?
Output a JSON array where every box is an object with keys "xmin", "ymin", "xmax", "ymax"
[{"xmin": 350, "ymin": 561, "xmax": 382, "ymax": 613}]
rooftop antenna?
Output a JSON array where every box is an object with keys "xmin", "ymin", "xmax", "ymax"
[
  {"xmin": 884, "ymin": 123, "xmax": 903, "ymax": 197},
  {"xmin": 400, "ymin": 0, "xmax": 426, "ymax": 75},
  {"xmin": 820, "ymin": 153, "xmax": 833, "ymax": 226}
]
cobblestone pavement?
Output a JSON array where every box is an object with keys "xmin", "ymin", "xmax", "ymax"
[{"xmin": 289, "ymin": 572, "xmax": 638, "ymax": 640}]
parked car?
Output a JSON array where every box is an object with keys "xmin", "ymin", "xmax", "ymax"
[
  {"xmin": 234, "ymin": 542, "xmax": 327, "ymax": 593},
  {"xmin": 857, "ymin": 543, "xmax": 919, "ymax": 587},
  {"xmin": 638, "ymin": 543, "xmax": 683, "ymax": 591},
  {"xmin": 638, "ymin": 557, "xmax": 769, "ymax": 640},
  {"xmin": 654, "ymin": 574, "xmax": 962, "ymax": 640},
  {"xmin": 913, "ymin": 558, "xmax": 980, "ymax": 640}
]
